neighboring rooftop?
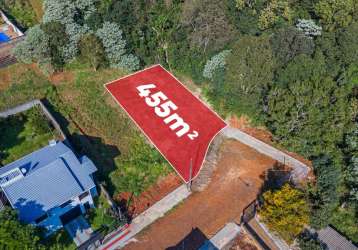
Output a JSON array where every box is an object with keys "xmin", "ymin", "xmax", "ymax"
[
  {"xmin": 0, "ymin": 141, "xmax": 97, "ymax": 223},
  {"xmin": 0, "ymin": 9, "xmax": 23, "ymax": 44},
  {"xmin": 318, "ymin": 226, "xmax": 358, "ymax": 250}
]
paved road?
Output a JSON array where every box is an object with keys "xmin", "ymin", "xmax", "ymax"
[{"xmin": 123, "ymin": 140, "xmax": 276, "ymax": 250}]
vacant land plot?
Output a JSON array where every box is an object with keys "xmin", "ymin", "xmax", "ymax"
[
  {"xmin": 124, "ymin": 139, "xmax": 276, "ymax": 250},
  {"xmin": 0, "ymin": 62, "xmax": 171, "ymax": 197},
  {"xmin": 0, "ymin": 106, "xmax": 59, "ymax": 165}
]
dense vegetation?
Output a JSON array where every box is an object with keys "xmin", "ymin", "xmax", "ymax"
[
  {"xmin": 1, "ymin": 0, "xmax": 357, "ymax": 246},
  {"xmin": 0, "ymin": 209, "xmax": 43, "ymax": 249},
  {"xmin": 0, "ymin": 106, "xmax": 58, "ymax": 165}
]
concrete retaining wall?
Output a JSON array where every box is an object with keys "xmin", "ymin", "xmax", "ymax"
[
  {"xmin": 199, "ymin": 223, "xmax": 241, "ymax": 250},
  {"xmin": 222, "ymin": 127, "xmax": 310, "ymax": 183}
]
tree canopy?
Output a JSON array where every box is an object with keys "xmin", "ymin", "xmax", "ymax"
[
  {"xmin": 0, "ymin": 209, "xmax": 43, "ymax": 249},
  {"xmin": 259, "ymin": 184, "xmax": 309, "ymax": 243}
]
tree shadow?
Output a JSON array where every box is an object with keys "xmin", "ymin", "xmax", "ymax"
[
  {"xmin": 14, "ymin": 198, "xmax": 47, "ymax": 224},
  {"xmin": 42, "ymin": 99, "xmax": 120, "ymax": 196},
  {"xmin": 258, "ymin": 161, "xmax": 292, "ymax": 195},
  {"xmin": 166, "ymin": 227, "xmax": 212, "ymax": 250},
  {"xmin": 0, "ymin": 114, "xmax": 27, "ymax": 165}
]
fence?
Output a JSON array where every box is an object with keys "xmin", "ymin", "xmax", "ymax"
[
  {"xmin": 241, "ymin": 200, "xmax": 257, "ymax": 224},
  {"xmin": 0, "ymin": 36, "xmax": 24, "ymax": 68},
  {"xmin": 0, "ymin": 99, "xmax": 67, "ymax": 141}
]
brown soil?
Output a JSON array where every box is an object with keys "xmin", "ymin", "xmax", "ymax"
[
  {"xmin": 124, "ymin": 140, "xmax": 275, "ymax": 250},
  {"xmin": 229, "ymin": 115, "xmax": 312, "ymax": 167},
  {"xmin": 0, "ymin": 69, "xmax": 11, "ymax": 90},
  {"xmin": 115, "ymin": 173, "xmax": 182, "ymax": 217},
  {"xmin": 49, "ymin": 71, "xmax": 74, "ymax": 85}
]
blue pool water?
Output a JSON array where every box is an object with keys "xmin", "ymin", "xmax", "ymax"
[{"xmin": 0, "ymin": 32, "xmax": 11, "ymax": 43}]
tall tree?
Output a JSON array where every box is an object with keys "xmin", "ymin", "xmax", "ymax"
[
  {"xmin": 266, "ymin": 53, "xmax": 352, "ymax": 158},
  {"xmin": 309, "ymin": 155, "xmax": 342, "ymax": 228},
  {"xmin": 223, "ymin": 35, "xmax": 274, "ymax": 120},
  {"xmin": 181, "ymin": 0, "xmax": 237, "ymax": 52},
  {"xmin": 96, "ymin": 22, "xmax": 139, "ymax": 71},
  {"xmin": 314, "ymin": 0, "xmax": 358, "ymax": 31},
  {"xmin": 338, "ymin": 22, "xmax": 358, "ymax": 66},
  {"xmin": 79, "ymin": 34, "xmax": 106, "ymax": 71},
  {"xmin": 41, "ymin": 21, "xmax": 69, "ymax": 70},
  {"xmin": 0, "ymin": 209, "xmax": 43, "ymax": 249},
  {"xmin": 271, "ymin": 27, "xmax": 315, "ymax": 66}
]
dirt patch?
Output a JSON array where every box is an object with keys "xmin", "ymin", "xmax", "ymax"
[
  {"xmin": 115, "ymin": 173, "xmax": 182, "ymax": 218},
  {"xmin": 124, "ymin": 140, "xmax": 275, "ymax": 250},
  {"xmin": 49, "ymin": 71, "xmax": 74, "ymax": 85},
  {"xmin": 229, "ymin": 115, "xmax": 312, "ymax": 167},
  {"xmin": 0, "ymin": 69, "xmax": 11, "ymax": 90}
]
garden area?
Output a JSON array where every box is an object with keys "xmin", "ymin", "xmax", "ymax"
[{"xmin": 0, "ymin": 106, "xmax": 60, "ymax": 166}]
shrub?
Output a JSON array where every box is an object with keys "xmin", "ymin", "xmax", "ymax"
[
  {"xmin": 203, "ymin": 50, "xmax": 231, "ymax": 80},
  {"xmin": 296, "ymin": 19, "xmax": 322, "ymax": 37},
  {"xmin": 259, "ymin": 184, "xmax": 309, "ymax": 243},
  {"xmin": 79, "ymin": 34, "xmax": 106, "ymax": 71},
  {"xmin": 13, "ymin": 25, "xmax": 49, "ymax": 64},
  {"xmin": 96, "ymin": 22, "xmax": 139, "ymax": 71}
]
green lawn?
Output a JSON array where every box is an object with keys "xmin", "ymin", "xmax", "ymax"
[
  {"xmin": 0, "ymin": 107, "xmax": 58, "ymax": 166},
  {"xmin": 0, "ymin": 62, "xmax": 171, "ymax": 196}
]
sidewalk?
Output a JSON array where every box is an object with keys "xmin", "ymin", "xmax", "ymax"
[{"xmin": 100, "ymin": 184, "xmax": 191, "ymax": 250}]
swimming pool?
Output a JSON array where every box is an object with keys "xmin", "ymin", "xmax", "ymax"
[{"xmin": 0, "ymin": 32, "xmax": 11, "ymax": 43}]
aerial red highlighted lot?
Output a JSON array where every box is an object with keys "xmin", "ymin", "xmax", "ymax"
[{"xmin": 105, "ymin": 65, "xmax": 227, "ymax": 182}]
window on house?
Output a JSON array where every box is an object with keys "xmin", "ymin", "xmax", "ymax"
[
  {"xmin": 79, "ymin": 191, "xmax": 89, "ymax": 200},
  {"xmin": 35, "ymin": 213, "xmax": 48, "ymax": 224}
]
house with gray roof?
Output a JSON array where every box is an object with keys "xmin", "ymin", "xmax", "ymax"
[
  {"xmin": 318, "ymin": 226, "xmax": 358, "ymax": 250},
  {"xmin": 0, "ymin": 140, "xmax": 98, "ymax": 234}
]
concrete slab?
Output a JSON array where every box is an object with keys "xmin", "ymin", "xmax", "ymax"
[
  {"xmin": 64, "ymin": 215, "xmax": 93, "ymax": 246},
  {"xmin": 199, "ymin": 223, "xmax": 241, "ymax": 250},
  {"xmin": 100, "ymin": 184, "xmax": 191, "ymax": 250}
]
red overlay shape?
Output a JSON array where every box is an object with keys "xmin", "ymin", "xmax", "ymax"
[{"xmin": 105, "ymin": 65, "xmax": 227, "ymax": 182}]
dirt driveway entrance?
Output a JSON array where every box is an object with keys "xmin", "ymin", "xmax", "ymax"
[{"xmin": 124, "ymin": 139, "xmax": 275, "ymax": 250}]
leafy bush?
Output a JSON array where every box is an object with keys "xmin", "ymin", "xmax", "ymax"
[
  {"xmin": 297, "ymin": 230, "xmax": 324, "ymax": 250},
  {"xmin": 296, "ymin": 19, "xmax": 322, "ymax": 37},
  {"xmin": 259, "ymin": 184, "xmax": 309, "ymax": 243},
  {"xmin": 0, "ymin": 208, "xmax": 43, "ymax": 249},
  {"xmin": 13, "ymin": 25, "xmax": 49, "ymax": 64},
  {"xmin": 96, "ymin": 22, "xmax": 139, "ymax": 71},
  {"xmin": 110, "ymin": 136, "xmax": 170, "ymax": 196},
  {"xmin": 79, "ymin": 34, "xmax": 106, "ymax": 71},
  {"xmin": 203, "ymin": 50, "xmax": 231, "ymax": 80}
]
